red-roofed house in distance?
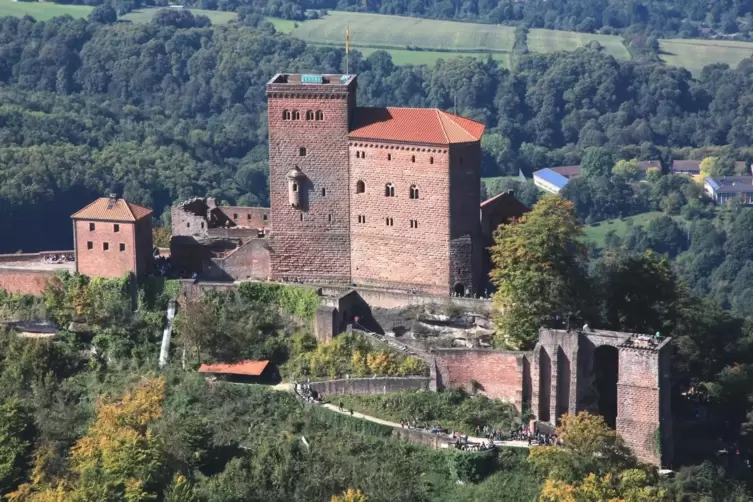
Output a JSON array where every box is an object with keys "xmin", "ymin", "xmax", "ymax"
[
  {"xmin": 71, "ymin": 194, "xmax": 153, "ymax": 279},
  {"xmin": 267, "ymin": 73, "xmax": 486, "ymax": 296}
]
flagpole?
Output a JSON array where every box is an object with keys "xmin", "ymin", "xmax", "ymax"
[{"xmin": 346, "ymin": 23, "xmax": 350, "ymax": 74}]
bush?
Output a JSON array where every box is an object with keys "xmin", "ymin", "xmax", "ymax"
[{"xmin": 448, "ymin": 449, "xmax": 498, "ymax": 483}]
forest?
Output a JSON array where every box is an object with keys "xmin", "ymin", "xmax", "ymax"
[
  {"xmin": 5, "ymin": 11, "xmax": 753, "ymax": 253},
  {"xmin": 62, "ymin": 0, "xmax": 753, "ymax": 38}
]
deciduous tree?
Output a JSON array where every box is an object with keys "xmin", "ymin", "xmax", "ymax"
[{"xmin": 489, "ymin": 195, "xmax": 588, "ymax": 349}]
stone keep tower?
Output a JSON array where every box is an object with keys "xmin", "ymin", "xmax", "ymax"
[
  {"xmin": 266, "ymin": 73, "xmax": 357, "ymax": 284},
  {"xmin": 531, "ymin": 329, "xmax": 673, "ymax": 467}
]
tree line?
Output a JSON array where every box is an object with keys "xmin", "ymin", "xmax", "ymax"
[{"xmin": 6, "ymin": 13, "xmax": 753, "ymax": 252}]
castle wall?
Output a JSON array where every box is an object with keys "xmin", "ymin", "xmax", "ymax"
[
  {"xmin": 208, "ymin": 238, "xmax": 271, "ymax": 281},
  {"xmin": 0, "ymin": 268, "xmax": 57, "ymax": 295},
  {"xmin": 267, "ymin": 79, "xmax": 355, "ymax": 283},
  {"xmin": 433, "ymin": 349, "xmax": 531, "ymax": 411},
  {"xmin": 308, "ymin": 376, "xmax": 431, "ymax": 395},
  {"xmin": 350, "ymin": 141, "xmax": 451, "ymax": 295},
  {"xmin": 617, "ymin": 341, "xmax": 673, "ymax": 466}
]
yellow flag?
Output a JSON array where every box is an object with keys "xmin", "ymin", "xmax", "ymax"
[{"xmin": 346, "ymin": 25, "xmax": 350, "ymax": 54}]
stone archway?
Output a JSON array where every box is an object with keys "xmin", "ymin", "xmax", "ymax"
[
  {"xmin": 453, "ymin": 282, "xmax": 465, "ymax": 296},
  {"xmin": 593, "ymin": 345, "xmax": 619, "ymax": 428}
]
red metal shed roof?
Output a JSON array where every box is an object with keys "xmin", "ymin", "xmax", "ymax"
[
  {"xmin": 349, "ymin": 107, "xmax": 485, "ymax": 145},
  {"xmin": 198, "ymin": 360, "xmax": 270, "ymax": 376}
]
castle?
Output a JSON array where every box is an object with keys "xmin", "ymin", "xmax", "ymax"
[
  {"xmin": 170, "ymin": 73, "xmax": 526, "ymax": 295},
  {"xmin": 0, "ymin": 72, "xmax": 673, "ymax": 468}
]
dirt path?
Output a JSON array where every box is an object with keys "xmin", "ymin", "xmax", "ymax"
[{"xmin": 321, "ymin": 403, "xmax": 531, "ymax": 449}]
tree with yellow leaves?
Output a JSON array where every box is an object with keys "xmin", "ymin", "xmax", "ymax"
[
  {"xmin": 9, "ymin": 378, "xmax": 168, "ymax": 502},
  {"xmin": 489, "ymin": 195, "xmax": 589, "ymax": 349},
  {"xmin": 530, "ymin": 412, "xmax": 666, "ymax": 502},
  {"xmin": 331, "ymin": 487, "xmax": 368, "ymax": 502}
]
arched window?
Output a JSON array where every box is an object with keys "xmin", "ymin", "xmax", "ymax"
[
  {"xmin": 387, "ymin": 153, "xmax": 392, "ymax": 161},
  {"xmin": 362, "ymin": 151, "xmax": 366, "ymax": 159},
  {"xmin": 356, "ymin": 180, "xmax": 365, "ymax": 193},
  {"xmin": 356, "ymin": 151, "xmax": 360, "ymax": 159},
  {"xmin": 292, "ymin": 182, "xmax": 298, "ymax": 193},
  {"xmin": 385, "ymin": 183, "xmax": 395, "ymax": 197},
  {"xmin": 409, "ymin": 185, "xmax": 419, "ymax": 199},
  {"xmin": 315, "ymin": 110, "xmax": 324, "ymax": 121},
  {"xmin": 292, "ymin": 110, "xmax": 300, "ymax": 120},
  {"xmin": 282, "ymin": 110, "xmax": 291, "ymax": 120},
  {"xmin": 411, "ymin": 155, "xmax": 416, "ymax": 163},
  {"xmin": 305, "ymin": 110, "xmax": 314, "ymax": 120},
  {"xmin": 429, "ymin": 156, "xmax": 434, "ymax": 164},
  {"xmin": 299, "ymin": 147, "xmax": 307, "ymax": 156}
]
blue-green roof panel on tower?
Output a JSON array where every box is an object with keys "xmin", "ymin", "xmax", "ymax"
[{"xmin": 301, "ymin": 74, "xmax": 324, "ymax": 84}]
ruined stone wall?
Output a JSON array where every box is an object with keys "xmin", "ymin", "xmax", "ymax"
[
  {"xmin": 0, "ymin": 268, "xmax": 57, "ymax": 295},
  {"xmin": 209, "ymin": 238, "xmax": 271, "ymax": 281},
  {"xmin": 74, "ymin": 219, "xmax": 138, "ymax": 279},
  {"xmin": 616, "ymin": 342, "xmax": 673, "ymax": 467},
  {"xmin": 433, "ymin": 349, "xmax": 530, "ymax": 411},
  {"xmin": 449, "ymin": 143, "xmax": 482, "ymax": 294},
  {"xmin": 171, "ymin": 206, "xmax": 208, "ymax": 238},
  {"xmin": 220, "ymin": 207, "xmax": 270, "ymax": 229},
  {"xmin": 267, "ymin": 80, "xmax": 354, "ymax": 283},
  {"xmin": 308, "ymin": 376, "xmax": 431, "ymax": 395},
  {"xmin": 350, "ymin": 140, "xmax": 451, "ymax": 295}
]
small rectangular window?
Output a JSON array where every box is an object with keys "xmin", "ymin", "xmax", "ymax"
[
  {"xmin": 300, "ymin": 213, "xmax": 303, "ymax": 221},
  {"xmin": 263, "ymin": 214, "xmax": 268, "ymax": 221},
  {"xmin": 328, "ymin": 214, "xmax": 332, "ymax": 222},
  {"xmin": 247, "ymin": 214, "xmax": 251, "ymax": 220},
  {"xmin": 119, "ymin": 243, "xmax": 126, "ymax": 252},
  {"xmin": 233, "ymin": 214, "xmax": 238, "ymax": 220},
  {"xmin": 322, "ymin": 188, "xmax": 326, "ymax": 197},
  {"xmin": 87, "ymin": 241, "xmax": 93, "ymax": 250},
  {"xmin": 299, "ymin": 147, "xmax": 307, "ymax": 156},
  {"xmin": 89, "ymin": 223, "xmax": 95, "ymax": 231},
  {"xmin": 103, "ymin": 242, "xmax": 109, "ymax": 251},
  {"xmin": 113, "ymin": 224, "xmax": 119, "ymax": 232}
]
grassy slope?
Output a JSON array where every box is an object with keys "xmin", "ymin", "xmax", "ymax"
[
  {"xmin": 289, "ymin": 11, "xmax": 517, "ymax": 52},
  {"xmin": 659, "ymin": 38, "xmax": 753, "ymax": 75},
  {"xmin": 583, "ymin": 211, "xmax": 665, "ymax": 248},
  {"xmin": 528, "ymin": 28, "xmax": 631, "ymax": 60},
  {"xmin": 346, "ymin": 46, "xmax": 509, "ymax": 67},
  {"xmin": 121, "ymin": 7, "xmax": 237, "ymax": 24}
]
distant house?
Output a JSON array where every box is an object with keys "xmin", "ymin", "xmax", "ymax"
[
  {"xmin": 637, "ymin": 160, "xmax": 662, "ymax": 172},
  {"xmin": 198, "ymin": 359, "xmax": 280, "ymax": 383},
  {"xmin": 704, "ymin": 176, "xmax": 753, "ymax": 205},
  {"xmin": 673, "ymin": 159, "xmax": 749, "ymax": 176},
  {"xmin": 672, "ymin": 160, "xmax": 702, "ymax": 175},
  {"xmin": 533, "ymin": 168, "xmax": 574, "ymax": 194},
  {"xmin": 548, "ymin": 165, "xmax": 581, "ymax": 179}
]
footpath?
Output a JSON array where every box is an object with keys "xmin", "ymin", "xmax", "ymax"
[{"xmin": 321, "ymin": 403, "xmax": 531, "ymax": 449}]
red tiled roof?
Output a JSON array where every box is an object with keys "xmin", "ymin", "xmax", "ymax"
[
  {"xmin": 198, "ymin": 360, "xmax": 269, "ymax": 376},
  {"xmin": 549, "ymin": 165, "xmax": 581, "ymax": 178},
  {"xmin": 349, "ymin": 107, "xmax": 485, "ymax": 145},
  {"xmin": 71, "ymin": 197, "xmax": 152, "ymax": 222}
]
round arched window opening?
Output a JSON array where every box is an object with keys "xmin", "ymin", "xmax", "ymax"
[
  {"xmin": 453, "ymin": 283, "xmax": 465, "ymax": 296},
  {"xmin": 356, "ymin": 180, "xmax": 365, "ymax": 194}
]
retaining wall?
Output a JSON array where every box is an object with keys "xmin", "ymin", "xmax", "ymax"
[{"xmin": 308, "ymin": 376, "xmax": 431, "ymax": 396}]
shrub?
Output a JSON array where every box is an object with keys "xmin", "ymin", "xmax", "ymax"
[{"xmin": 448, "ymin": 449, "xmax": 498, "ymax": 483}]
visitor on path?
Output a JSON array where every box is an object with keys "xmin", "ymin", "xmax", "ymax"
[
  {"xmin": 338, "ymin": 401, "xmax": 344, "ymax": 412},
  {"xmin": 349, "ymin": 408, "xmax": 354, "ymax": 416}
]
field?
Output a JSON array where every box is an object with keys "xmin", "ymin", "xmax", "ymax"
[
  {"xmin": 289, "ymin": 11, "xmax": 516, "ymax": 53},
  {"xmin": 583, "ymin": 211, "xmax": 665, "ymax": 248},
  {"xmin": 659, "ymin": 38, "xmax": 753, "ymax": 75},
  {"xmin": 344, "ymin": 46, "xmax": 509, "ymax": 67},
  {"xmin": 122, "ymin": 7, "xmax": 237, "ymax": 24},
  {"xmin": 0, "ymin": 0, "xmax": 92, "ymax": 20},
  {"xmin": 528, "ymin": 28, "xmax": 630, "ymax": 60}
]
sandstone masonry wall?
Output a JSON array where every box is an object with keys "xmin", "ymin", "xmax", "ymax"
[
  {"xmin": 433, "ymin": 349, "xmax": 530, "ymax": 411},
  {"xmin": 0, "ymin": 268, "xmax": 57, "ymax": 295},
  {"xmin": 74, "ymin": 219, "xmax": 138, "ymax": 279},
  {"xmin": 308, "ymin": 376, "xmax": 431, "ymax": 396},
  {"xmin": 449, "ymin": 143, "xmax": 482, "ymax": 293},
  {"xmin": 267, "ymin": 79, "xmax": 354, "ymax": 283},
  {"xmin": 350, "ymin": 141, "xmax": 451, "ymax": 295}
]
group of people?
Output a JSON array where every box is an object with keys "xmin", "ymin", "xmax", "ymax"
[{"xmin": 293, "ymin": 379, "xmax": 322, "ymax": 404}]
